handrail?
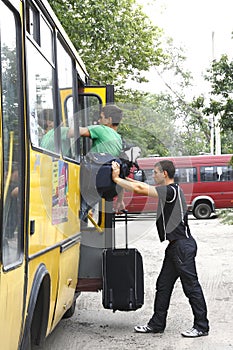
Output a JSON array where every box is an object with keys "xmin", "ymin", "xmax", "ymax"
[
  {"xmin": 4, "ymin": 131, "xmax": 14, "ymax": 203},
  {"xmin": 87, "ymin": 213, "xmax": 103, "ymax": 232}
]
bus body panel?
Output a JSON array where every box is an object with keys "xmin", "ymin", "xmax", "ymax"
[
  {"xmin": 51, "ymin": 241, "xmax": 80, "ymax": 330},
  {"xmin": 29, "ymin": 152, "xmax": 81, "ymax": 251},
  {"xmin": 0, "ymin": 265, "xmax": 25, "ymax": 349},
  {"xmin": 28, "ymin": 150, "xmax": 81, "ymax": 330}
]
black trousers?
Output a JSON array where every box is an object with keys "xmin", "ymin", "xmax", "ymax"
[{"xmin": 148, "ymin": 236, "xmax": 209, "ymax": 332}]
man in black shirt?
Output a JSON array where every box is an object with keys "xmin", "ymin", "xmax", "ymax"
[{"xmin": 111, "ymin": 159, "xmax": 209, "ymax": 338}]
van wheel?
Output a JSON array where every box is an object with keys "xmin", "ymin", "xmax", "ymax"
[{"xmin": 193, "ymin": 203, "xmax": 211, "ymax": 219}]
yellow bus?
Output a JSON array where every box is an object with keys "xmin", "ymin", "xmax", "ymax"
[{"xmin": 0, "ymin": 0, "xmax": 116, "ymax": 348}]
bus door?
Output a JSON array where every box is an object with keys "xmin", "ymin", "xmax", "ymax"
[
  {"xmin": 76, "ymin": 85, "xmax": 114, "ymax": 292},
  {"xmin": 0, "ymin": 2, "xmax": 26, "ymax": 348}
]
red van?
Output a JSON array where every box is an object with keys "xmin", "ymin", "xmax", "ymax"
[{"xmin": 122, "ymin": 154, "xmax": 233, "ymax": 219}]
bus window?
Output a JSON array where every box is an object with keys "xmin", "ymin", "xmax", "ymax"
[
  {"xmin": 26, "ymin": 1, "xmax": 40, "ymax": 43},
  {"xmin": 1, "ymin": 4, "xmax": 23, "ymax": 268},
  {"xmin": 78, "ymin": 94, "xmax": 102, "ymax": 156},
  {"xmin": 57, "ymin": 39, "xmax": 75, "ymax": 159},
  {"xmin": 26, "ymin": 3, "xmax": 53, "ymax": 60},
  {"xmin": 40, "ymin": 15, "xmax": 53, "ymax": 61},
  {"xmin": 27, "ymin": 35, "xmax": 54, "ymax": 150}
]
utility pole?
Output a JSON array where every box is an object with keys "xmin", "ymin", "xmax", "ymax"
[
  {"xmin": 211, "ymin": 31, "xmax": 221, "ymax": 155},
  {"xmin": 209, "ymin": 117, "xmax": 214, "ymax": 155},
  {"xmin": 215, "ymin": 113, "xmax": 222, "ymax": 154}
]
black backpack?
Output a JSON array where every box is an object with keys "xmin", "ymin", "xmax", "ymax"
[
  {"xmin": 80, "ymin": 145, "xmax": 141, "ymax": 202},
  {"xmin": 80, "ymin": 152, "xmax": 123, "ymax": 202}
]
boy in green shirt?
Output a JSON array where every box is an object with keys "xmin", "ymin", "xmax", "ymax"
[{"xmin": 80, "ymin": 104, "xmax": 125, "ymax": 223}]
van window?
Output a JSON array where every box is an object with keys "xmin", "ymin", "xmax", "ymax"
[
  {"xmin": 201, "ymin": 165, "xmax": 233, "ymax": 182},
  {"xmin": 143, "ymin": 169, "xmax": 155, "ymax": 185},
  {"xmin": 175, "ymin": 167, "xmax": 197, "ymax": 183}
]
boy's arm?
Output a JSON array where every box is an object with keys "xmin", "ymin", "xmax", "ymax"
[
  {"xmin": 79, "ymin": 127, "xmax": 90, "ymax": 137},
  {"xmin": 67, "ymin": 127, "xmax": 90, "ymax": 138},
  {"xmin": 115, "ymin": 188, "xmax": 126, "ymax": 213}
]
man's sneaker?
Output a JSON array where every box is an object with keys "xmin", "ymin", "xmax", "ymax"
[
  {"xmin": 134, "ymin": 325, "xmax": 164, "ymax": 334},
  {"xmin": 181, "ymin": 327, "xmax": 208, "ymax": 338}
]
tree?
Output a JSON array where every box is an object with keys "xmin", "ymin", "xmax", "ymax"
[
  {"xmin": 117, "ymin": 89, "xmax": 211, "ymax": 157},
  {"xmin": 203, "ymin": 55, "xmax": 233, "ymax": 132},
  {"xmin": 48, "ymin": 0, "xmax": 210, "ymax": 156},
  {"xmin": 48, "ymin": 0, "xmax": 164, "ymax": 87},
  {"xmin": 190, "ymin": 55, "xmax": 233, "ymax": 153}
]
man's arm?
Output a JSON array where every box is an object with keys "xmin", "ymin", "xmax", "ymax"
[{"xmin": 112, "ymin": 161, "xmax": 158, "ymax": 198}]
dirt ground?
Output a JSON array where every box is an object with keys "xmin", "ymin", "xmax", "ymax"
[{"xmin": 37, "ymin": 214, "xmax": 233, "ymax": 350}]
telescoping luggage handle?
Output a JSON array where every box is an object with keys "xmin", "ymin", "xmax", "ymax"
[{"xmin": 112, "ymin": 209, "xmax": 128, "ymax": 249}]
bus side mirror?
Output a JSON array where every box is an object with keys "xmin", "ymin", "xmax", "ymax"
[{"xmin": 133, "ymin": 169, "xmax": 146, "ymax": 182}]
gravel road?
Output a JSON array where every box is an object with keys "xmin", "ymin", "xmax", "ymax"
[{"xmin": 37, "ymin": 214, "xmax": 233, "ymax": 350}]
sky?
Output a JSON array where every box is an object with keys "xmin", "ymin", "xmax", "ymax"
[{"xmin": 129, "ymin": 0, "xmax": 233, "ymax": 96}]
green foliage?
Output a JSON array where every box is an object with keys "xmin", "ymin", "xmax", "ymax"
[
  {"xmin": 115, "ymin": 91, "xmax": 209, "ymax": 157},
  {"xmin": 155, "ymin": 37, "xmax": 193, "ymax": 90},
  {"xmin": 48, "ymin": 0, "xmax": 164, "ymax": 87},
  {"xmin": 229, "ymin": 156, "xmax": 233, "ymax": 166},
  {"xmin": 117, "ymin": 93, "xmax": 176, "ymax": 156},
  {"xmin": 218, "ymin": 209, "xmax": 233, "ymax": 225},
  {"xmin": 48, "ymin": 0, "xmax": 211, "ymax": 156},
  {"xmin": 204, "ymin": 55, "xmax": 233, "ymax": 132},
  {"xmin": 192, "ymin": 95, "xmax": 232, "ymax": 153},
  {"xmin": 221, "ymin": 131, "xmax": 233, "ymax": 154}
]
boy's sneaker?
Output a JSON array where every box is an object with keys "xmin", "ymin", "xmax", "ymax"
[
  {"xmin": 181, "ymin": 327, "xmax": 209, "ymax": 338},
  {"xmin": 134, "ymin": 325, "xmax": 164, "ymax": 334}
]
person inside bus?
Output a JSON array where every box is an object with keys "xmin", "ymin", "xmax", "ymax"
[
  {"xmin": 39, "ymin": 108, "xmax": 72, "ymax": 157},
  {"xmin": 111, "ymin": 159, "xmax": 209, "ymax": 338},
  {"xmin": 79, "ymin": 104, "xmax": 125, "ymax": 224}
]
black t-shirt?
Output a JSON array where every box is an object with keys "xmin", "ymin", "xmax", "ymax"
[{"xmin": 156, "ymin": 183, "xmax": 191, "ymax": 242}]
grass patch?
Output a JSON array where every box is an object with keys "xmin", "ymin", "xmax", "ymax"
[{"xmin": 218, "ymin": 209, "xmax": 233, "ymax": 225}]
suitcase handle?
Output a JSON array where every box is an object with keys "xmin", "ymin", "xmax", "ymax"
[{"xmin": 112, "ymin": 209, "xmax": 128, "ymax": 249}]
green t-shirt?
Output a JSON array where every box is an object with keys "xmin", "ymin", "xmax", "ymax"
[
  {"xmin": 40, "ymin": 127, "xmax": 71, "ymax": 156},
  {"xmin": 88, "ymin": 125, "xmax": 122, "ymax": 156}
]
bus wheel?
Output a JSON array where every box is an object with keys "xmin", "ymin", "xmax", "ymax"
[
  {"xmin": 193, "ymin": 203, "xmax": 211, "ymax": 219},
  {"xmin": 62, "ymin": 298, "xmax": 76, "ymax": 319}
]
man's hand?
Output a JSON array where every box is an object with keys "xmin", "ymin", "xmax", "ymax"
[
  {"xmin": 112, "ymin": 161, "xmax": 158, "ymax": 198},
  {"xmin": 112, "ymin": 161, "xmax": 120, "ymax": 182}
]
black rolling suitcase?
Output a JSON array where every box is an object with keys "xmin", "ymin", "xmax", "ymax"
[{"xmin": 102, "ymin": 210, "xmax": 144, "ymax": 312}]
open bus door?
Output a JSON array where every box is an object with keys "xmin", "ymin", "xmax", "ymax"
[
  {"xmin": 60, "ymin": 83, "xmax": 115, "ymax": 292},
  {"xmin": 76, "ymin": 84, "xmax": 115, "ymax": 292}
]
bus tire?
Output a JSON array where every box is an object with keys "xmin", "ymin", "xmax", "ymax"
[
  {"xmin": 20, "ymin": 265, "xmax": 50, "ymax": 349},
  {"xmin": 193, "ymin": 203, "xmax": 212, "ymax": 219},
  {"xmin": 62, "ymin": 298, "xmax": 76, "ymax": 319}
]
